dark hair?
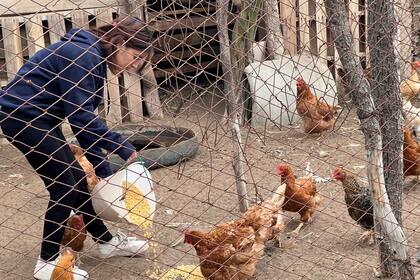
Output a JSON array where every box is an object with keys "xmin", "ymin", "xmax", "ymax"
[{"xmin": 90, "ymin": 16, "xmax": 154, "ymax": 66}]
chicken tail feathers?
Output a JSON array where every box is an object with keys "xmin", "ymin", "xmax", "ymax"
[{"xmin": 268, "ymin": 183, "xmax": 286, "ymax": 205}]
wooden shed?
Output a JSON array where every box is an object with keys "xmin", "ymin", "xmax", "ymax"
[
  {"xmin": 0, "ymin": 0, "xmax": 414, "ymax": 125},
  {"xmin": 0, "ymin": 0, "xmax": 221, "ymax": 123},
  {"xmin": 0, "ymin": 0, "xmax": 221, "ymax": 80}
]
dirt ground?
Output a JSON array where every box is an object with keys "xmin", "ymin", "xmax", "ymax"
[{"xmin": 0, "ymin": 89, "xmax": 419, "ymax": 280}]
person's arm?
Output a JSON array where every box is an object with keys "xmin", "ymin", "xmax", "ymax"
[{"xmin": 59, "ymin": 52, "xmax": 135, "ymax": 176}]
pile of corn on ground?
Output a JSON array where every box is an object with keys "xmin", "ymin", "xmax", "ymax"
[
  {"xmin": 122, "ymin": 180, "xmax": 161, "ymax": 276},
  {"xmin": 122, "ymin": 180, "xmax": 203, "ymax": 279},
  {"xmin": 159, "ymin": 265, "xmax": 204, "ymax": 280}
]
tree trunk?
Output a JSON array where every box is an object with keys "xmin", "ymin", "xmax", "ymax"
[
  {"xmin": 325, "ymin": 0, "xmax": 414, "ymax": 279},
  {"xmin": 224, "ymin": 0, "xmax": 263, "ymax": 124},
  {"xmin": 367, "ymin": 1, "xmax": 414, "ymax": 278},
  {"xmin": 263, "ymin": 0, "xmax": 284, "ymax": 59},
  {"xmin": 217, "ymin": 0, "xmax": 249, "ymax": 212}
]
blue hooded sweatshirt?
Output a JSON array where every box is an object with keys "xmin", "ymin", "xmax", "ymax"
[{"xmin": 0, "ymin": 29, "xmax": 135, "ymax": 178}]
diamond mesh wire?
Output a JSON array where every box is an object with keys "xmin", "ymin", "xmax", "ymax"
[{"xmin": 0, "ymin": 0, "xmax": 419, "ymax": 279}]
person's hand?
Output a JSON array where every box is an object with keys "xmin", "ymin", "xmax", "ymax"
[{"xmin": 128, "ymin": 151, "xmax": 138, "ymax": 163}]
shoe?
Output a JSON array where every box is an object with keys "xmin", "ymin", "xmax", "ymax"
[
  {"xmin": 92, "ymin": 231, "xmax": 149, "ymax": 259},
  {"xmin": 33, "ymin": 256, "xmax": 89, "ymax": 280}
]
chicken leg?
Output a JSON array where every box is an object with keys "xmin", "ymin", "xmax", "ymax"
[
  {"xmin": 316, "ymin": 131, "xmax": 325, "ymax": 141},
  {"xmin": 357, "ymin": 229, "xmax": 374, "ymax": 245},
  {"xmin": 289, "ymin": 211, "xmax": 316, "ymax": 237},
  {"xmin": 289, "ymin": 222, "xmax": 305, "ymax": 237},
  {"xmin": 278, "ymin": 222, "xmax": 305, "ymax": 249}
]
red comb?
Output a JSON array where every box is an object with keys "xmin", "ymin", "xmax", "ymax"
[
  {"xmin": 276, "ymin": 164, "xmax": 285, "ymax": 175},
  {"xmin": 410, "ymin": 61, "xmax": 420, "ymax": 69},
  {"xmin": 71, "ymin": 214, "xmax": 85, "ymax": 227},
  {"xmin": 296, "ymin": 77, "xmax": 306, "ymax": 89}
]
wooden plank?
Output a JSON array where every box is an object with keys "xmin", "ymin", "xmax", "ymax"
[
  {"xmin": 0, "ymin": 0, "xmax": 122, "ymax": 16},
  {"xmin": 348, "ymin": 0, "xmax": 359, "ymax": 54},
  {"xmin": 280, "ymin": 0, "xmax": 297, "ymax": 54},
  {"xmin": 123, "ymin": 73, "xmax": 143, "ymax": 123},
  {"xmin": 149, "ymin": 14, "xmax": 235, "ymax": 32},
  {"xmin": 94, "ymin": 7, "xmax": 114, "ymax": 27},
  {"xmin": 46, "ymin": 13, "xmax": 66, "ymax": 44},
  {"xmin": 326, "ymin": 22, "xmax": 335, "ymax": 57},
  {"xmin": 149, "ymin": 6, "xmax": 217, "ymax": 19},
  {"xmin": 306, "ymin": 0, "xmax": 317, "ymax": 54},
  {"xmin": 71, "ymin": 10, "xmax": 90, "ymax": 29},
  {"xmin": 124, "ymin": 0, "xmax": 147, "ymax": 21},
  {"xmin": 140, "ymin": 0, "xmax": 148, "ymax": 22},
  {"xmin": 395, "ymin": 0, "xmax": 412, "ymax": 78},
  {"xmin": 316, "ymin": 0, "xmax": 328, "ymax": 61},
  {"xmin": 155, "ymin": 28, "xmax": 218, "ymax": 51},
  {"xmin": 126, "ymin": 0, "xmax": 162, "ymax": 119},
  {"xmin": 308, "ymin": 22, "xmax": 317, "ymax": 55},
  {"xmin": 364, "ymin": 7, "xmax": 369, "ymax": 66},
  {"xmin": 104, "ymin": 69, "xmax": 123, "ymax": 125},
  {"xmin": 153, "ymin": 45, "xmax": 219, "ymax": 63},
  {"xmin": 127, "ymin": 0, "xmax": 163, "ymax": 119},
  {"xmin": 155, "ymin": 59, "xmax": 219, "ymax": 79},
  {"xmin": 25, "ymin": 15, "xmax": 45, "ymax": 57},
  {"xmin": 142, "ymin": 64, "xmax": 163, "ymax": 118},
  {"xmin": 1, "ymin": 17, "xmax": 24, "ymax": 81},
  {"xmin": 94, "ymin": 8, "xmax": 124, "ymax": 124},
  {"xmin": 299, "ymin": 0, "xmax": 311, "ymax": 53}
]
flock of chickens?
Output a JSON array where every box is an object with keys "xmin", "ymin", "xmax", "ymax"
[
  {"xmin": 181, "ymin": 63, "xmax": 420, "ymax": 279},
  {"xmin": 183, "ymin": 164, "xmax": 375, "ymax": 280},
  {"xmin": 51, "ymin": 63, "xmax": 420, "ymax": 280}
]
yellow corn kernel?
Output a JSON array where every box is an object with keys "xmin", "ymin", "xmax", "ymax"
[
  {"xmin": 122, "ymin": 180, "xmax": 152, "ymax": 228},
  {"xmin": 159, "ymin": 265, "xmax": 204, "ymax": 280}
]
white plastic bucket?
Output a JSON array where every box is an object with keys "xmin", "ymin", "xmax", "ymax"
[{"xmin": 91, "ymin": 162, "xmax": 156, "ymax": 228}]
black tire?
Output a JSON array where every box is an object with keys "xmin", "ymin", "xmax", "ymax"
[{"xmin": 70, "ymin": 125, "xmax": 199, "ymax": 172}]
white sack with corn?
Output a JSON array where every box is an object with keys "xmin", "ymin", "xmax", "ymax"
[{"xmin": 91, "ymin": 162, "xmax": 156, "ymax": 228}]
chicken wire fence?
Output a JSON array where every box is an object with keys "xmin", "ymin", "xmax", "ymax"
[{"xmin": 0, "ymin": 0, "xmax": 419, "ymax": 279}]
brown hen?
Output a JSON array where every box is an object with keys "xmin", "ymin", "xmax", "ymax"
[
  {"xmin": 69, "ymin": 144, "xmax": 99, "ymax": 193},
  {"xmin": 61, "ymin": 214, "xmax": 87, "ymax": 252},
  {"xmin": 403, "ymin": 127, "xmax": 420, "ymax": 177},
  {"xmin": 295, "ymin": 77, "xmax": 338, "ymax": 134},
  {"xmin": 276, "ymin": 163, "xmax": 321, "ymax": 235},
  {"xmin": 184, "ymin": 184, "xmax": 287, "ymax": 280},
  {"xmin": 51, "ymin": 249, "xmax": 76, "ymax": 280},
  {"xmin": 401, "ymin": 61, "xmax": 420, "ymax": 101}
]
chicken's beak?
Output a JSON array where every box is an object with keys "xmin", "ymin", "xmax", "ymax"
[
  {"xmin": 331, "ymin": 170, "xmax": 339, "ymax": 180},
  {"xmin": 183, "ymin": 229, "xmax": 190, "ymax": 244}
]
